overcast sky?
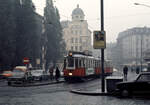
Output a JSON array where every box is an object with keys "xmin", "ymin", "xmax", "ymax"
[{"xmin": 32, "ymin": 0, "xmax": 150, "ymax": 43}]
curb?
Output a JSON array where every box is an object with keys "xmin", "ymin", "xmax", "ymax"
[
  {"xmin": 11, "ymin": 80, "xmax": 64, "ymax": 87},
  {"xmin": 70, "ymin": 89, "xmax": 112, "ymax": 96}
]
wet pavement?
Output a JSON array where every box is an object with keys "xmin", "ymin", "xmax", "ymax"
[{"xmin": 0, "ymin": 71, "xmax": 150, "ymax": 105}]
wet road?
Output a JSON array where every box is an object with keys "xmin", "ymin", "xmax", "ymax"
[{"xmin": 0, "ymin": 77, "xmax": 150, "ymax": 105}]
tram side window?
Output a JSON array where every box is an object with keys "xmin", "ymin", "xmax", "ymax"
[
  {"xmin": 90, "ymin": 59, "xmax": 91, "ymax": 68},
  {"xmin": 81, "ymin": 59, "xmax": 84, "ymax": 68},
  {"xmin": 79, "ymin": 59, "xmax": 82, "ymax": 68},
  {"xmin": 83, "ymin": 59, "xmax": 86, "ymax": 68},
  {"xmin": 86, "ymin": 59, "xmax": 88, "ymax": 68},
  {"xmin": 64, "ymin": 59, "xmax": 66, "ymax": 69},
  {"xmin": 98, "ymin": 60, "xmax": 100, "ymax": 67},
  {"xmin": 88, "ymin": 59, "xmax": 90, "ymax": 68},
  {"xmin": 67, "ymin": 57, "xmax": 74, "ymax": 67},
  {"xmin": 91, "ymin": 59, "xmax": 93, "ymax": 68},
  {"xmin": 92, "ymin": 60, "xmax": 94, "ymax": 68},
  {"xmin": 104, "ymin": 61, "xmax": 106, "ymax": 68},
  {"xmin": 75, "ymin": 58, "xmax": 78, "ymax": 68}
]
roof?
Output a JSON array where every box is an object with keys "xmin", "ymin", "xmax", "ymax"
[
  {"xmin": 14, "ymin": 66, "xmax": 27, "ymax": 72},
  {"xmin": 72, "ymin": 4, "xmax": 84, "ymax": 16}
]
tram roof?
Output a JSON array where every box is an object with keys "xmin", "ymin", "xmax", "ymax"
[{"xmin": 72, "ymin": 54, "xmax": 94, "ymax": 58}]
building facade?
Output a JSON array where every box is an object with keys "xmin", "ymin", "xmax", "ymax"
[
  {"xmin": 61, "ymin": 5, "xmax": 92, "ymax": 53},
  {"xmin": 116, "ymin": 27, "xmax": 150, "ymax": 68}
]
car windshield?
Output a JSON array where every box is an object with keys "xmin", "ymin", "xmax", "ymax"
[
  {"xmin": 137, "ymin": 74, "xmax": 150, "ymax": 81},
  {"xmin": 12, "ymin": 69, "xmax": 25, "ymax": 76}
]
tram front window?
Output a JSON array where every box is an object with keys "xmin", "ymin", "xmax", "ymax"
[{"xmin": 67, "ymin": 57, "xmax": 74, "ymax": 67}]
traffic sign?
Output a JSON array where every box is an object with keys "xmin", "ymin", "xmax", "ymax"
[
  {"xmin": 23, "ymin": 57, "xmax": 29, "ymax": 64},
  {"xmin": 93, "ymin": 30, "xmax": 106, "ymax": 49}
]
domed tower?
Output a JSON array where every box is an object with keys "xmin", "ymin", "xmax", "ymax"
[{"xmin": 72, "ymin": 4, "xmax": 85, "ymax": 21}]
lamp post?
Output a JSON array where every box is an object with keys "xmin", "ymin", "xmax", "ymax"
[
  {"xmin": 100, "ymin": 0, "xmax": 105, "ymax": 92},
  {"xmin": 134, "ymin": 3, "xmax": 150, "ymax": 8}
]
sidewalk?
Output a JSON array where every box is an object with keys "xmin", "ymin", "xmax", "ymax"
[
  {"xmin": 11, "ymin": 78, "xmax": 65, "ymax": 87},
  {"xmin": 70, "ymin": 71, "xmax": 137, "ymax": 96}
]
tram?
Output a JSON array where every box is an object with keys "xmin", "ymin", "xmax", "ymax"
[{"xmin": 63, "ymin": 51, "xmax": 113, "ymax": 82}]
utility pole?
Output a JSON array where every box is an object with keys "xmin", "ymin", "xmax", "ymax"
[{"xmin": 100, "ymin": 0, "xmax": 105, "ymax": 92}]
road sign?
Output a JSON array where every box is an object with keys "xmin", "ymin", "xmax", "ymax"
[
  {"xmin": 93, "ymin": 30, "xmax": 106, "ymax": 49},
  {"xmin": 36, "ymin": 58, "xmax": 40, "ymax": 65},
  {"xmin": 23, "ymin": 57, "xmax": 29, "ymax": 64}
]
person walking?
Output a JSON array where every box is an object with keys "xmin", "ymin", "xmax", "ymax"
[
  {"xmin": 123, "ymin": 65, "xmax": 128, "ymax": 81},
  {"xmin": 55, "ymin": 67, "xmax": 60, "ymax": 82},
  {"xmin": 136, "ymin": 66, "xmax": 140, "ymax": 74},
  {"xmin": 49, "ymin": 66, "xmax": 54, "ymax": 80},
  {"xmin": 131, "ymin": 67, "xmax": 134, "ymax": 72}
]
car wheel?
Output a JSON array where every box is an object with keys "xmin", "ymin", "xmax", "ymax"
[{"xmin": 121, "ymin": 89, "xmax": 130, "ymax": 97}]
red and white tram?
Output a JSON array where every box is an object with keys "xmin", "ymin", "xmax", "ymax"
[{"xmin": 63, "ymin": 51, "xmax": 113, "ymax": 82}]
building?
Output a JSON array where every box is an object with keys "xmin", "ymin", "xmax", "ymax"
[
  {"xmin": 116, "ymin": 27, "xmax": 150, "ymax": 68},
  {"xmin": 61, "ymin": 5, "xmax": 92, "ymax": 53}
]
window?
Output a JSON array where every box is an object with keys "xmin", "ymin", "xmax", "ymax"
[
  {"xmin": 137, "ymin": 74, "xmax": 150, "ymax": 81},
  {"xmin": 75, "ymin": 30, "xmax": 78, "ymax": 35},
  {"xmin": 71, "ymin": 46, "xmax": 73, "ymax": 51},
  {"xmin": 75, "ymin": 38, "xmax": 78, "ymax": 43},
  {"xmin": 79, "ymin": 59, "xmax": 81, "ymax": 67},
  {"xmin": 79, "ymin": 30, "xmax": 82, "ymax": 34},
  {"xmin": 71, "ymin": 30, "xmax": 74, "ymax": 34},
  {"xmin": 75, "ymin": 46, "xmax": 78, "ymax": 51},
  {"xmin": 80, "ymin": 38, "xmax": 82, "ymax": 43},
  {"xmin": 75, "ymin": 58, "xmax": 78, "ymax": 68},
  {"xmin": 80, "ymin": 46, "xmax": 82, "ymax": 51},
  {"xmin": 67, "ymin": 57, "xmax": 74, "ymax": 67},
  {"xmin": 71, "ymin": 38, "xmax": 74, "ymax": 43}
]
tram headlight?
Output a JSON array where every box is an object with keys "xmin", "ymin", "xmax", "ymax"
[
  {"xmin": 69, "ymin": 52, "xmax": 72, "ymax": 57},
  {"xmin": 69, "ymin": 73, "xmax": 72, "ymax": 76}
]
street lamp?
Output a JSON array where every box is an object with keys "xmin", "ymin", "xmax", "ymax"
[{"xmin": 134, "ymin": 3, "xmax": 150, "ymax": 8}]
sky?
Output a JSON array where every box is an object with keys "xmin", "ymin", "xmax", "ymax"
[{"xmin": 32, "ymin": 0, "xmax": 150, "ymax": 43}]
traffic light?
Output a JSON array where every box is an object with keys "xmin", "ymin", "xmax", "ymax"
[{"xmin": 93, "ymin": 30, "xmax": 106, "ymax": 49}]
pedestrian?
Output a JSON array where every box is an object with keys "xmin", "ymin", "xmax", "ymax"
[
  {"xmin": 49, "ymin": 66, "xmax": 54, "ymax": 80},
  {"xmin": 136, "ymin": 66, "xmax": 140, "ymax": 74},
  {"xmin": 131, "ymin": 67, "xmax": 134, "ymax": 72},
  {"xmin": 55, "ymin": 67, "xmax": 60, "ymax": 82},
  {"xmin": 123, "ymin": 65, "xmax": 128, "ymax": 81}
]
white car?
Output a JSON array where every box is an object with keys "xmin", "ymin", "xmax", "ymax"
[{"xmin": 31, "ymin": 70, "xmax": 44, "ymax": 81}]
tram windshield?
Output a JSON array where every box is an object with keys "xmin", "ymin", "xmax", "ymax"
[{"xmin": 66, "ymin": 56, "xmax": 74, "ymax": 67}]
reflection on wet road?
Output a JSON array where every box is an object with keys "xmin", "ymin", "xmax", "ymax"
[{"xmin": 0, "ymin": 79, "xmax": 150, "ymax": 105}]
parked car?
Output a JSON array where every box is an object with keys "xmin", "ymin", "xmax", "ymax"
[
  {"xmin": 7, "ymin": 66, "xmax": 33, "ymax": 85},
  {"xmin": 1, "ymin": 70, "xmax": 12, "ymax": 79},
  {"xmin": 116, "ymin": 72, "xmax": 150, "ymax": 97},
  {"xmin": 31, "ymin": 70, "xmax": 44, "ymax": 81}
]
